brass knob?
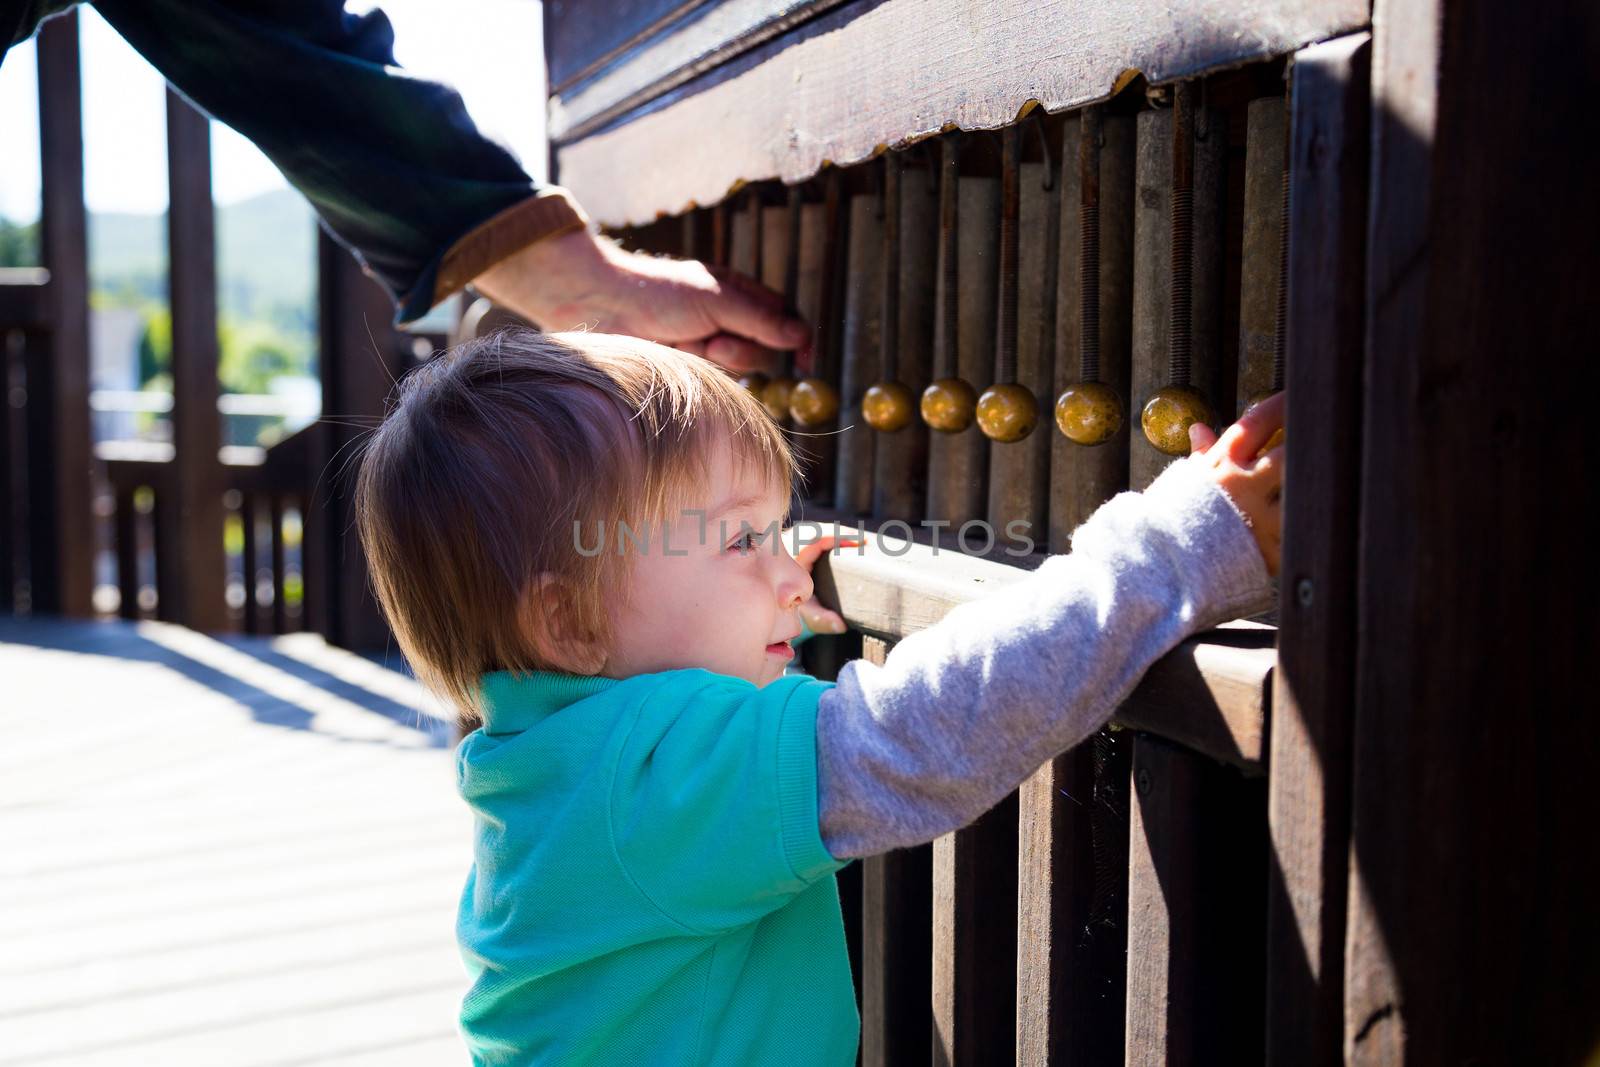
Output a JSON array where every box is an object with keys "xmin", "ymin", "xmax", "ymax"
[
  {"xmin": 1140, "ymin": 384, "xmax": 1213, "ymax": 456},
  {"xmin": 737, "ymin": 371, "xmax": 770, "ymax": 398},
  {"xmin": 789, "ymin": 378, "xmax": 840, "ymax": 427},
  {"xmin": 862, "ymin": 381, "xmax": 915, "ymax": 432},
  {"xmin": 1054, "ymin": 381, "xmax": 1124, "ymax": 445},
  {"xmin": 921, "ymin": 377, "xmax": 979, "ymax": 433},
  {"xmin": 976, "ymin": 382, "xmax": 1038, "ymax": 443},
  {"xmin": 760, "ymin": 376, "xmax": 798, "ymax": 422}
]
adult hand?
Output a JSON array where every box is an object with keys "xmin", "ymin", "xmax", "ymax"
[{"xmin": 471, "ymin": 228, "xmax": 811, "ymax": 375}]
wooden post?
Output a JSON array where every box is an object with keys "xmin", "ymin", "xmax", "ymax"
[
  {"xmin": 1263, "ymin": 32, "xmax": 1370, "ymax": 1067},
  {"xmin": 1344, "ymin": 0, "xmax": 1599, "ymax": 1060},
  {"xmin": 312, "ymin": 232, "xmax": 402, "ymax": 651},
  {"xmin": 159, "ymin": 89, "xmax": 228, "ymax": 631},
  {"xmin": 30, "ymin": 12, "xmax": 94, "ymax": 616}
]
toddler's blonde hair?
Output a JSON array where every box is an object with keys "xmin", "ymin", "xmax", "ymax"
[{"xmin": 355, "ymin": 328, "xmax": 797, "ymax": 730}]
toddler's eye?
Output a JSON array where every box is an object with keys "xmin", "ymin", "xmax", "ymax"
[{"xmin": 729, "ymin": 531, "xmax": 762, "ymax": 554}]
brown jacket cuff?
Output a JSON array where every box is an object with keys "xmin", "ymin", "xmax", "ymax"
[{"xmin": 432, "ymin": 187, "xmax": 592, "ymax": 307}]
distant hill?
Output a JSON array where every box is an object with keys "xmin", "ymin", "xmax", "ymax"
[{"xmin": 87, "ymin": 187, "xmax": 316, "ymax": 325}]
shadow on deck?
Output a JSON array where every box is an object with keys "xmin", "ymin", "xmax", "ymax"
[{"xmin": 0, "ymin": 617, "xmax": 472, "ymax": 1067}]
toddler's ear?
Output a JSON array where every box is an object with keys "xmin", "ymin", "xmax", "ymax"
[{"xmin": 521, "ymin": 572, "xmax": 606, "ymax": 675}]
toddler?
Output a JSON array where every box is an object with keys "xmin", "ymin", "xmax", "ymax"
[{"xmin": 354, "ymin": 328, "xmax": 1283, "ymax": 1066}]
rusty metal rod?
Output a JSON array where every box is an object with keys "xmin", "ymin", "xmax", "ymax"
[
  {"xmin": 1168, "ymin": 81, "xmax": 1196, "ymax": 387},
  {"xmin": 1080, "ymin": 105, "xmax": 1103, "ymax": 383},
  {"xmin": 997, "ymin": 125, "xmax": 1020, "ymax": 384}
]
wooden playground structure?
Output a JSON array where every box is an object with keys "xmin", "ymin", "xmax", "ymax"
[{"xmin": 1, "ymin": 1, "xmax": 1594, "ymax": 1063}]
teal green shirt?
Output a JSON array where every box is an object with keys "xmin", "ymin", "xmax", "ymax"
[{"xmin": 456, "ymin": 667, "xmax": 858, "ymax": 1065}]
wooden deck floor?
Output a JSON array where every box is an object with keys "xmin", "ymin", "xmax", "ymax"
[{"xmin": 0, "ymin": 617, "xmax": 473, "ymax": 1066}]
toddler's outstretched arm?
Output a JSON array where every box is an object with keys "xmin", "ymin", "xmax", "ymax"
[{"xmin": 816, "ymin": 435, "xmax": 1277, "ymax": 858}]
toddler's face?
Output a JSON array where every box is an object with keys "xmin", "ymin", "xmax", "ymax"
[{"xmin": 600, "ymin": 442, "xmax": 810, "ymax": 687}]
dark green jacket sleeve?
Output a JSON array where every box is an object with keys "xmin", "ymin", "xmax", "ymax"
[{"xmin": 6, "ymin": 0, "xmax": 555, "ymax": 324}]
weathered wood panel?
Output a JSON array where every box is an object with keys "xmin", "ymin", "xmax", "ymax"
[
  {"xmin": 924, "ymin": 169, "xmax": 995, "ymax": 530},
  {"xmin": 1125, "ymin": 734, "xmax": 1266, "ymax": 1066},
  {"xmin": 1048, "ymin": 112, "xmax": 1136, "ymax": 551},
  {"xmin": 553, "ymin": 0, "xmax": 1366, "ymax": 226},
  {"xmin": 1016, "ymin": 725, "xmax": 1131, "ymax": 1064},
  {"xmin": 1262, "ymin": 32, "xmax": 1369, "ymax": 1067},
  {"xmin": 1343, "ymin": 0, "xmax": 1600, "ymax": 1061}
]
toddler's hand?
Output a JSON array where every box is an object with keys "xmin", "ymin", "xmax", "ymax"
[
  {"xmin": 1185, "ymin": 392, "xmax": 1284, "ymax": 577},
  {"xmin": 788, "ymin": 533, "xmax": 857, "ymax": 636}
]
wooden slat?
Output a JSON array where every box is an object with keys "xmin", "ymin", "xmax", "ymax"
[
  {"xmin": 30, "ymin": 13, "xmax": 94, "ymax": 616},
  {"xmin": 1016, "ymin": 725, "xmax": 1131, "ymax": 1064},
  {"xmin": 553, "ymin": 0, "xmax": 1367, "ymax": 226},
  {"xmin": 1344, "ymin": 0, "xmax": 1599, "ymax": 1060},
  {"xmin": 792, "ymin": 195, "xmax": 838, "ymax": 504},
  {"xmin": 985, "ymin": 157, "xmax": 1055, "ymax": 542},
  {"xmin": 1235, "ymin": 95, "xmax": 1286, "ymax": 413},
  {"xmin": 1129, "ymin": 99, "xmax": 1226, "ymax": 491},
  {"xmin": 160, "ymin": 90, "xmax": 228, "ymax": 631},
  {"xmin": 1048, "ymin": 112, "xmax": 1136, "ymax": 551},
  {"xmin": 269, "ymin": 494, "xmax": 289, "ymax": 634},
  {"xmin": 1262, "ymin": 32, "xmax": 1369, "ymax": 1067},
  {"xmin": 1124, "ymin": 733, "xmax": 1266, "ymax": 1066},
  {"xmin": 924, "ymin": 170, "xmax": 995, "ymax": 529},
  {"xmin": 831, "ymin": 193, "xmax": 882, "ymax": 517},
  {"xmin": 857, "ymin": 636, "xmax": 934, "ymax": 1067},
  {"xmin": 113, "ymin": 486, "xmax": 139, "ymax": 621},
  {"xmin": 240, "ymin": 493, "xmax": 259, "ymax": 635},
  {"xmin": 932, "ymin": 788, "xmax": 1017, "ymax": 1065},
  {"xmin": 870, "ymin": 156, "xmax": 935, "ymax": 523}
]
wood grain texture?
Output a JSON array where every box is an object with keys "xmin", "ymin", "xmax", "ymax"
[
  {"xmin": 1049, "ymin": 113, "xmax": 1136, "ymax": 552},
  {"xmin": 932, "ymin": 790, "xmax": 1018, "ymax": 1066},
  {"xmin": 553, "ymin": 0, "xmax": 1366, "ymax": 226},
  {"xmin": 857, "ymin": 635, "xmax": 935, "ymax": 1067},
  {"xmin": 1016, "ymin": 726, "xmax": 1131, "ymax": 1064},
  {"xmin": 1262, "ymin": 32, "xmax": 1369, "ymax": 1067},
  {"xmin": 1236, "ymin": 95, "xmax": 1286, "ymax": 413},
  {"xmin": 1124, "ymin": 734, "xmax": 1267, "ymax": 1066},
  {"xmin": 870, "ymin": 159, "xmax": 936, "ymax": 523},
  {"xmin": 1344, "ymin": 0, "xmax": 1600, "ymax": 1061},
  {"xmin": 1129, "ymin": 104, "xmax": 1226, "ymax": 490},
  {"xmin": 832, "ymin": 194, "xmax": 883, "ymax": 517},
  {"xmin": 985, "ymin": 161, "xmax": 1055, "ymax": 544},
  {"xmin": 924, "ymin": 174, "xmax": 996, "ymax": 529}
]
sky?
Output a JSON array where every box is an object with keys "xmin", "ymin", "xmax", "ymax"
[{"xmin": 0, "ymin": 0, "xmax": 546, "ymax": 223}]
